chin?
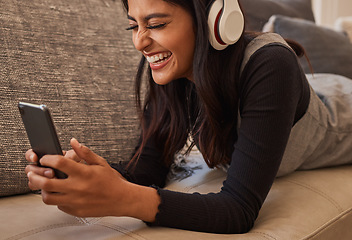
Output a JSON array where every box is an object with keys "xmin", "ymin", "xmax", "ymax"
[
  {"xmin": 152, "ymin": 74, "xmax": 175, "ymax": 86},
  {"xmin": 153, "ymin": 79, "xmax": 173, "ymax": 85}
]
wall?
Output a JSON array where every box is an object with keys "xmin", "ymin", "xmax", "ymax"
[{"xmin": 312, "ymin": 0, "xmax": 352, "ymax": 27}]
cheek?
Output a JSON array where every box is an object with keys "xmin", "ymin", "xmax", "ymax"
[{"xmin": 176, "ymin": 34, "xmax": 195, "ymax": 69}]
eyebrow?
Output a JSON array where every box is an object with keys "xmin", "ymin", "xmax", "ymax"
[{"xmin": 127, "ymin": 13, "xmax": 170, "ymax": 21}]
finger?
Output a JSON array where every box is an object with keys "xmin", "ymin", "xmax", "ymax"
[
  {"xmin": 70, "ymin": 138, "xmax": 107, "ymax": 166},
  {"xmin": 28, "ymin": 180, "xmax": 40, "ymax": 191},
  {"xmin": 65, "ymin": 149, "xmax": 84, "ymax": 163},
  {"xmin": 40, "ymin": 154, "xmax": 93, "ymax": 178},
  {"xmin": 27, "ymin": 171, "xmax": 66, "ymax": 193},
  {"xmin": 25, "ymin": 149, "xmax": 38, "ymax": 163},
  {"xmin": 25, "ymin": 165, "xmax": 55, "ymax": 178},
  {"xmin": 26, "ymin": 169, "xmax": 41, "ymax": 190},
  {"xmin": 39, "ymin": 154, "xmax": 81, "ymax": 177},
  {"xmin": 41, "ymin": 190, "xmax": 67, "ymax": 205}
]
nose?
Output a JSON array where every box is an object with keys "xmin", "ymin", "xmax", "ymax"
[{"xmin": 133, "ymin": 28, "xmax": 152, "ymax": 52}]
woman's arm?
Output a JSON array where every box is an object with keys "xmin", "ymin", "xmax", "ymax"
[{"xmin": 146, "ymin": 45, "xmax": 309, "ymax": 233}]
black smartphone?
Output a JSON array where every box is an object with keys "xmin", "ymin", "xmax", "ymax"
[{"xmin": 18, "ymin": 102, "xmax": 68, "ymax": 179}]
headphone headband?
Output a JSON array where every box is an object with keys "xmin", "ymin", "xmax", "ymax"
[{"xmin": 208, "ymin": 0, "xmax": 244, "ymax": 50}]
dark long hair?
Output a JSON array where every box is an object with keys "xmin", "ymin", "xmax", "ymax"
[{"xmin": 121, "ymin": 0, "xmax": 306, "ymax": 169}]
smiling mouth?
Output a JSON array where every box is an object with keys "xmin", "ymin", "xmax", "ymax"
[{"xmin": 146, "ymin": 52, "xmax": 172, "ymax": 64}]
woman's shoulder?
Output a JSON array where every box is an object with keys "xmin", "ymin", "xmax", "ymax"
[
  {"xmin": 239, "ymin": 34, "xmax": 307, "ymax": 105},
  {"xmin": 241, "ymin": 42, "xmax": 302, "ymax": 86},
  {"xmin": 242, "ymin": 33, "xmax": 299, "ymax": 72},
  {"xmin": 243, "ymin": 33, "xmax": 293, "ymax": 55}
]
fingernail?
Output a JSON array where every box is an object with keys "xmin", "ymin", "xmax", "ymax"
[
  {"xmin": 71, "ymin": 138, "xmax": 81, "ymax": 146},
  {"xmin": 44, "ymin": 170, "xmax": 53, "ymax": 178},
  {"xmin": 30, "ymin": 154, "xmax": 35, "ymax": 161},
  {"xmin": 27, "ymin": 171, "xmax": 31, "ymax": 178}
]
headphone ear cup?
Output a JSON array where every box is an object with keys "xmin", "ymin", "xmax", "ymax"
[
  {"xmin": 208, "ymin": 0, "xmax": 244, "ymax": 50},
  {"xmin": 218, "ymin": 0, "xmax": 244, "ymax": 45},
  {"xmin": 208, "ymin": 0, "xmax": 227, "ymax": 50}
]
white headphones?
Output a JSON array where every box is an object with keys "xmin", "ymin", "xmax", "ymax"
[{"xmin": 208, "ymin": 0, "xmax": 244, "ymax": 50}]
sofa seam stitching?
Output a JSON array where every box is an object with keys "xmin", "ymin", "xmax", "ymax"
[
  {"xmin": 96, "ymin": 221, "xmax": 148, "ymax": 240},
  {"xmin": 4, "ymin": 223, "xmax": 84, "ymax": 240},
  {"xmin": 283, "ymin": 179, "xmax": 343, "ymax": 212},
  {"xmin": 4, "ymin": 221, "xmax": 143, "ymax": 240},
  {"xmin": 250, "ymin": 230, "xmax": 278, "ymax": 240}
]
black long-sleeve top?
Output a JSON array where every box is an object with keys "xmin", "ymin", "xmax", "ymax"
[{"xmin": 112, "ymin": 43, "xmax": 310, "ymax": 234}]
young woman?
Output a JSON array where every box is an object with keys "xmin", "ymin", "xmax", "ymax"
[{"xmin": 25, "ymin": 0, "xmax": 352, "ymax": 234}]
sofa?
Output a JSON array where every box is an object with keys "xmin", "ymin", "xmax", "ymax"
[{"xmin": 1, "ymin": 0, "xmax": 352, "ymax": 239}]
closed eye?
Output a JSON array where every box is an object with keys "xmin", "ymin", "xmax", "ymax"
[
  {"xmin": 125, "ymin": 25, "xmax": 138, "ymax": 31},
  {"xmin": 126, "ymin": 23, "xmax": 167, "ymax": 31},
  {"xmin": 146, "ymin": 23, "xmax": 167, "ymax": 29}
]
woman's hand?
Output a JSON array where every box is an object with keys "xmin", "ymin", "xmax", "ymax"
[
  {"xmin": 25, "ymin": 142, "xmax": 84, "ymax": 187},
  {"xmin": 25, "ymin": 138, "xmax": 160, "ymax": 222}
]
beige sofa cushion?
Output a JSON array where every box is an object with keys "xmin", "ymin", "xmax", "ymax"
[{"xmin": 1, "ymin": 151, "xmax": 352, "ymax": 239}]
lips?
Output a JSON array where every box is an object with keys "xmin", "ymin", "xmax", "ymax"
[{"xmin": 145, "ymin": 52, "xmax": 172, "ymax": 70}]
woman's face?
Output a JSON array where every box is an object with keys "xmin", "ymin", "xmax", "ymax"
[{"xmin": 127, "ymin": 0, "xmax": 195, "ymax": 85}]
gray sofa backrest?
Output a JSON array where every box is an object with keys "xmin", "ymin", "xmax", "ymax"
[{"xmin": 0, "ymin": 0, "xmax": 140, "ymax": 196}]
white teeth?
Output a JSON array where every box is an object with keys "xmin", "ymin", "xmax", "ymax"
[{"xmin": 146, "ymin": 52, "xmax": 171, "ymax": 64}]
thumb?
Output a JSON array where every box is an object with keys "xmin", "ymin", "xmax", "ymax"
[{"xmin": 70, "ymin": 138, "xmax": 106, "ymax": 166}]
